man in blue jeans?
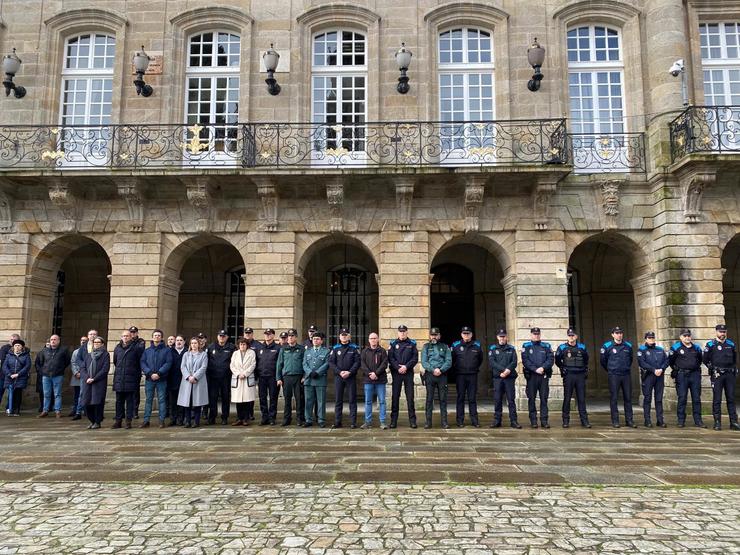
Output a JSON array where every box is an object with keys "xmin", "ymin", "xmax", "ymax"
[
  {"xmin": 140, "ymin": 329, "xmax": 173, "ymax": 428},
  {"xmin": 360, "ymin": 332, "xmax": 388, "ymax": 429},
  {"xmin": 35, "ymin": 334, "xmax": 71, "ymax": 419}
]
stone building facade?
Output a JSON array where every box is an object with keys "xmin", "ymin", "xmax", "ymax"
[{"xmin": 0, "ymin": 0, "xmax": 739, "ymax": 405}]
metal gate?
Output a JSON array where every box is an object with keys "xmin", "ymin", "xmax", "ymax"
[
  {"xmin": 327, "ymin": 266, "xmax": 369, "ymax": 346},
  {"xmin": 224, "ymin": 267, "xmax": 245, "ymax": 339}
]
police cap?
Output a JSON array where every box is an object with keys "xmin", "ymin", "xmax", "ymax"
[
  {"xmin": 308, "ymin": 324, "xmax": 318, "ymax": 332},
  {"xmin": 339, "ymin": 328, "xmax": 350, "ymax": 335},
  {"xmin": 716, "ymin": 324, "xmax": 728, "ymax": 331},
  {"xmin": 530, "ymin": 327, "xmax": 541, "ymax": 334},
  {"xmin": 279, "ymin": 331, "xmax": 288, "ymax": 339},
  {"xmin": 429, "ymin": 327, "xmax": 441, "ymax": 335},
  {"xmin": 314, "ymin": 331, "xmax": 325, "ymax": 339},
  {"xmin": 680, "ymin": 328, "xmax": 692, "ymax": 337},
  {"xmin": 243, "ymin": 327, "xmax": 254, "ymax": 334},
  {"xmin": 611, "ymin": 326, "xmax": 624, "ymax": 333},
  {"xmin": 217, "ymin": 329, "xmax": 228, "ymax": 337},
  {"xmin": 397, "ymin": 325, "xmax": 408, "ymax": 332},
  {"xmin": 128, "ymin": 326, "xmax": 139, "ymax": 333},
  {"xmin": 461, "ymin": 326, "xmax": 473, "ymax": 333},
  {"xmin": 644, "ymin": 331, "xmax": 656, "ymax": 339},
  {"xmin": 496, "ymin": 329, "xmax": 507, "ymax": 337},
  {"xmin": 196, "ymin": 332, "xmax": 207, "ymax": 339},
  {"xmin": 566, "ymin": 328, "xmax": 577, "ymax": 336},
  {"xmin": 287, "ymin": 328, "xmax": 298, "ymax": 336},
  {"xmin": 264, "ymin": 328, "xmax": 275, "ymax": 335}
]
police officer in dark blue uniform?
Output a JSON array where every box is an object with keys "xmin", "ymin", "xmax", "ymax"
[
  {"xmin": 521, "ymin": 327, "xmax": 554, "ymax": 428},
  {"xmin": 388, "ymin": 324, "xmax": 418, "ymax": 429},
  {"xmin": 637, "ymin": 331, "xmax": 669, "ymax": 428},
  {"xmin": 256, "ymin": 329, "xmax": 281, "ymax": 425},
  {"xmin": 555, "ymin": 328, "xmax": 591, "ymax": 428},
  {"xmin": 488, "ymin": 329, "xmax": 521, "ymax": 429},
  {"xmin": 452, "ymin": 326, "xmax": 484, "ymax": 428},
  {"xmin": 669, "ymin": 329, "xmax": 706, "ymax": 428},
  {"xmin": 303, "ymin": 324, "xmax": 318, "ymax": 350},
  {"xmin": 600, "ymin": 326, "xmax": 635, "ymax": 428},
  {"xmin": 329, "ymin": 328, "xmax": 360, "ymax": 429},
  {"xmin": 703, "ymin": 324, "xmax": 739, "ymax": 431}
]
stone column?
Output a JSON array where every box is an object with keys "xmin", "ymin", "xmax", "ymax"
[
  {"xmin": 243, "ymin": 231, "xmax": 297, "ymax": 331},
  {"xmin": 0, "ymin": 234, "xmax": 31, "ymax": 339}
]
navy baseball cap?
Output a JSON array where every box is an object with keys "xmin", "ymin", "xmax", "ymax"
[
  {"xmin": 530, "ymin": 327, "xmax": 541, "ymax": 334},
  {"xmin": 279, "ymin": 331, "xmax": 288, "ymax": 339},
  {"xmin": 566, "ymin": 328, "xmax": 577, "ymax": 336},
  {"xmin": 243, "ymin": 327, "xmax": 254, "ymax": 334},
  {"xmin": 218, "ymin": 330, "xmax": 228, "ymax": 336},
  {"xmin": 716, "ymin": 324, "xmax": 728, "ymax": 331},
  {"xmin": 264, "ymin": 328, "xmax": 275, "ymax": 335},
  {"xmin": 430, "ymin": 327, "xmax": 441, "ymax": 334},
  {"xmin": 496, "ymin": 329, "xmax": 507, "ymax": 336},
  {"xmin": 287, "ymin": 329, "xmax": 297, "ymax": 336},
  {"xmin": 339, "ymin": 328, "xmax": 350, "ymax": 335},
  {"xmin": 611, "ymin": 326, "xmax": 624, "ymax": 333},
  {"xmin": 397, "ymin": 325, "xmax": 408, "ymax": 331},
  {"xmin": 128, "ymin": 326, "xmax": 139, "ymax": 333},
  {"xmin": 461, "ymin": 326, "xmax": 473, "ymax": 333},
  {"xmin": 680, "ymin": 329, "xmax": 691, "ymax": 336},
  {"xmin": 645, "ymin": 331, "xmax": 655, "ymax": 339},
  {"xmin": 308, "ymin": 324, "xmax": 318, "ymax": 332}
]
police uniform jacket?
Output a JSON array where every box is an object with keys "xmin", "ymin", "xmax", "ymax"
[
  {"xmin": 637, "ymin": 344, "xmax": 669, "ymax": 372},
  {"xmin": 555, "ymin": 342, "xmax": 589, "ymax": 374},
  {"xmin": 329, "ymin": 342, "xmax": 360, "ymax": 380},
  {"xmin": 600, "ymin": 341, "xmax": 633, "ymax": 375},
  {"xmin": 421, "ymin": 342, "xmax": 452, "ymax": 374},
  {"xmin": 521, "ymin": 341, "xmax": 554, "ymax": 377},
  {"xmin": 668, "ymin": 342, "xmax": 703, "ymax": 372},
  {"xmin": 451, "ymin": 340, "xmax": 484, "ymax": 375},
  {"xmin": 206, "ymin": 341, "xmax": 235, "ymax": 378},
  {"xmin": 702, "ymin": 339, "xmax": 737, "ymax": 372},
  {"xmin": 360, "ymin": 346, "xmax": 389, "ymax": 385},
  {"xmin": 276, "ymin": 344, "xmax": 305, "ymax": 380},
  {"xmin": 303, "ymin": 345, "xmax": 330, "ymax": 386},
  {"xmin": 488, "ymin": 343, "xmax": 518, "ymax": 379},
  {"xmin": 388, "ymin": 338, "xmax": 419, "ymax": 374},
  {"xmin": 256, "ymin": 340, "xmax": 280, "ymax": 379}
]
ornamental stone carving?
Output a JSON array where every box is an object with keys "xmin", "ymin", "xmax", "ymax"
[
  {"xmin": 117, "ymin": 177, "xmax": 145, "ymax": 232},
  {"xmin": 182, "ymin": 176, "xmax": 214, "ymax": 233},
  {"xmin": 679, "ymin": 169, "xmax": 716, "ymax": 223},
  {"xmin": 600, "ymin": 179, "xmax": 624, "ymax": 230},
  {"xmin": 533, "ymin": 176, "xmax": 560, "ymax": 231},
  {"xmin": 395, "ymin": 177, "xmax": 415, "ymax": 231},
  {"xmin": 253, "ymin": 177, "xmax": 279, "ymax": 232},
  {"xmin": 464, "ymin": 176, "xmax": 486, "ymax": 233},
  {"xmin": 326, "ymin": 178, "xmax": 344, "ymax": 233},
  {"xmin": 48, "ymin": 178, "xmax": 80, "ymax": 231}
]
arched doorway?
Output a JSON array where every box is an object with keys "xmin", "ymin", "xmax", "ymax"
[
  {"xmin": 430, "ymin": 241, "xmax": 507, "ymax": 391},
  {"xmin": 721, "ymin": 233, "xmax": 740, "ymax": 402},
  {"xmin": 567, "ymin": 236, "xmax": 642, "ymax": 402}
]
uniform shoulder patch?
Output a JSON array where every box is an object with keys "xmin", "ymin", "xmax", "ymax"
[
  {"xmin": 577, "ymin": 343, "xmax": 586, "ymax": 350},
  {"xmin": 624, "ymin": 341, "xmax": 632, "ymax": 348},
  {"xmin": 473, "ymin": 340, "xmax": 481, "ymax": 347},
  {"xmin": 488, "ymin": 345, "xmax": 496, "ymax": 351},
  {"xmin": 671, "ymin": 341, "xmax": 682, "ymax": 350},
  {"xmin": 522, "ymin": 341, "xmax": 532, "ymax": 348},
  {"xmin": 727, "ymin": 339, "xmax": 736, "ymax": 347},
  {"xmin": 332, "ymin": 344, "xmax": 341, "ymax": 350},
  {"xmin": 349, "ymin": 343, "xmax": 358, "ymax": 349},
  {"xmin": 452, "ymin": 341, "xmax": 461, "ymax": 347},
  {"xmin": 389, "ymin": 339, "xmax": 397, "ymax": 346},
  {"xmin": 638, "ymin": 344, "xmax": 648, "ymax": 352},
  {"xmin": 557, "ymin": 343, "xmax": 567, "ymax": 351},
  {"xmin": 705, "ymin": 340, "xmax": 715, "ymax": 348},
  {"xmin": 409, "ymin": 339, "xmax": 417, "ymax": 345},
  {"xmin": 602, "ymin": 341, "xmax": 613, "ymax": 349},
  {"xmin": 541, "ymin": 342, "xmax": 551, "ymax": 348},
  {"xmin": 693, "ymin": 344, "xmax": 702, "ymax": 352}
]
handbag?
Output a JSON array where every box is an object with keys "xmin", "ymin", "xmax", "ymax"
[{"xmin": 246, "ymin": 374, "xmax": 256, "ymax": 387}]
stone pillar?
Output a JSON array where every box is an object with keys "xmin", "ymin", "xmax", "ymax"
[
  {"xmin": 243, "ymin": 231, "xmax": 297, "ymax": 331},
  {"xmin": 158, "ymin": 275, "xmax": 184, "ymax": 338},
  {"xmin": 0, "ymin": 234, "xmax": 31, "ymax": 339}
]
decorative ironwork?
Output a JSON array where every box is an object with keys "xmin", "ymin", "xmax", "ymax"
[
  {"xmin": 327, "ymin": 267, "xmax": 369, "ymax": 347},
  {"xmin": 670, "ymin": 105, "xmax": 740, "ymax": 162},
  {"xmin": 0, "ymin": 119, "xmax": 567, "ymax": 170},
  {"xmin": 567, "ymin": 133, "xmax": 646, "ymax": 173}
]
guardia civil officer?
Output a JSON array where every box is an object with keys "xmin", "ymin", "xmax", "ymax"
[
  {"xmin": 303, "ymin": 325, "xmax": 318, "ymax": 350},
  {"xmin": 329, "ymin": 328, "xmax": 360, "ymax": 429},
  {"xmin": 600, "ymin": 326, "xmax": 635, "ymax": 428},
  {"xmin": 488, "ymin": 329, "xmax": 521, "ymax": 429},
  {"xmin": 388, "ymin": 324, "xmax": 418, "ymax": 429},
  {"xmin": 521, "ymin": 327, "xmax": 554, "ymax": 429},
  {"xmin": 452, "ymin": 326, "xmax": 484, "ymax": 428},
  {"xmin": 668, "ymin": 329, "xmax": 706, "ymax": 428},
  {"xmin": 256, "ymin": 329, "xmax": 280, "ymax": 425},
  {"xmin": 703, "ymin": 324, "xmax": 739, "ymax": 431},
  {"xmin": 420, "ymin": 327, "xmax": 451, "ymax": 429},
  {"xmin": 637, "ymin": 331, "xmax": 669, "ymax": 428},
  {"xmin": 555, "ymin": 328, "xmax": 591, "ymax": 428}
]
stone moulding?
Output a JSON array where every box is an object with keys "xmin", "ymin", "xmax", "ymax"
[
  {"xmin": 326, "ymin": 178, "xmax": 344, "ymax": 233},
  {"xmin": 395, "ymin": 177, "xmax": 415, "ymax": 231},
  {"xmin": 678, "ymin": 166, "xmax": 717, "ymax": 223},
  {"xmin": 116, "ymin": 178, "xmax": 145, "ymax": 233},
  {"xmin": 253, "ymin": 177, "xmax": 279, "ymax": 232},
  {"xmin": 464, "ymin": 176, "xmax": 486, "ymax": 233},
  {"xmin": 47, "ymin": 178, "xmax": 80, "ymax": 232},
  {"xmin": 182, "ymin": 176, "xmax": 215, "ymax": 233}
]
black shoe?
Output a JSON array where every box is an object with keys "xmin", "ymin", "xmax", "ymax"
[
  {"xmin": 90, "ymin": 423, "xmax": 100, "ymax": 429},
  {"xmin": 220, "ymin": 419, "xmax": 228, "ymax": 426},
  {"xmin": 612, "ymin": 423, "xmax": 620, "ymax": 428},
  {"xmin": 626, "ymin": 421, "xmax": 638, "ymax": 429},
  {"xmin": 410, "ymin": 423, "xmax": 418, "ymax": 429},
  {"xmin": 511, "ymin": 422, "xmax": 522, "ymax": 429},
  {"xmin": 581, "ymin": 421, "xmax": 592, "ymax": 428},
  {"xmin": 350, "ymin": 424, "xmax": 357, "ymax": 429},
  {"xmin": 695, "ymin": 421, "xmax": 707, "ymax": 429},
  {"xmin": 456, "ymin": 423, "xmax": 464, "ymax": 428},
  {"xmin": 731, "ymin": 422, "xmax": 740, "ymax": 431},
  {"xmin": 562, "ymin": 422, "xmax": 569, "ymax": 428},
  {"xmin": 67, "ymin": 410, "xmax": 77, "ymax": 417},
  {"xmin": 303, "ymin": 423, "xmax": 313, "ymax": 428},
  {"xmin": 657, "ymin": 421, "xmax": 667, "ymax": 428},
  {"xmin": 259, "ymin": 420, "xmax": 269, "ymax": 426},
  {"xmin": 298, "ymin": 422, "xmax": 306, "ymax": 427},
  {"xmin": 389, "ymin": 422, "xmax": 397, "ymax": 429},
  {"xmin": 714, "ymin": 421, "xmax": 721, "ymax": 431},
  {"xmin": 269, "ymin": 420, "xmax": 276, "ymax": 426},
  {"xmin": 134, "ymin": 413, "xmax": 139, "ymax": 420},
  {"xmin": 677, "ymin": 422, "xmax": 685, "ymax": 428},
  {"xmin": 424, "ymin": 423, "xmax": 432, "ymax": 429},
  {"xmin": 318, "ymin": 423, "xmax": 325, "ymax": 428},
  {"xmin": 490, "ymin": 421, "xmax": 501, "ymax": 429},
  {"xmin": 281, "ymin": 421, "xmax": 291, "ymax": 427},
  {"xmin": 530, "ymin": 422, "xmax": 538, "ymax": 429},
  {"xmin": 441, "ymin": 423, "xmax": 450, "ymax": 429},
  {"xmin": 207, "ymin": 419, "xmax": 216, "ymax": 426},
  {"xmin": 644, "ymin": 422, "xmax": 653, "ymax": 428},
  {"xmin": 471, "ymin": 422, "xmax": 480, "ymax": 428},
  {"xmin": 331, "ymin": 423, "xmax": 343, "ymax": 430},
  {"xmin": 72, "ymin": 414, "xmax": 81, "ymax": 421}
]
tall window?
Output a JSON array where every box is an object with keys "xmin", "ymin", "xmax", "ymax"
[
  {"xmin": 311, "ymin": 30, "xmax": 367, "ymax": 156},
  {"xmin": 224, "ymin": 267, "xmax": 245, "ymax": 339},
  {"xmin": 327, "ymin": 266, "xmax": 369, "ymax": 346},
  {"xmin": 567, "ymin": 25, "xmax": 625, "ymax": 134},
  {"xmin": 700, "ymin": 22, "xmax": 740, "ymax": 105},
  {"xmin": 438, "ymin": 28, "xmax": 495, "ymax": 155},
  {"xmin": 185, "ymin": 32, "xmax": 240, "ymax": 155},
  {"xmin": 60, "ymin": 33, "xmax": 116, "ymax": 164}
]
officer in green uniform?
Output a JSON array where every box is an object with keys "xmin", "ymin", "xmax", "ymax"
[
  {"xmin": 302, "ymin": 332, "xmax": 330, "ymax": 428},
  {"xmin": 421, "ymin": 327, "xmax": 452, "ymax": 429},
  {"xmin": 276, "ymin": 329, "xmax": 305, "ymax": 427}
]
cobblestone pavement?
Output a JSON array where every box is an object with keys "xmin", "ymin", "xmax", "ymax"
[{"xmin": 0, "ymin": 481, "xmax": 738, "ymax": 554}]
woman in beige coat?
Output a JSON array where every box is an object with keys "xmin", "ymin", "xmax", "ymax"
[{"xmin": 231, "ymin": 337, "xmax": 257, "ymax": 426}]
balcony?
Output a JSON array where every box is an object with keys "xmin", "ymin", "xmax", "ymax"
[
  {"xmin": 567, "ymin": 133, "xmax": 647, "ymax": 173},
  {"xmin": 670, "ymin": 105, "xmax": 740, "ymax": 163}
]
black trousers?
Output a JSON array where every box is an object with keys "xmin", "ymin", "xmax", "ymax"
[
  {"xmin": 282, "ymin": 374, "xmax": 305, "ymax": 424},
  {"xmin": 425, "ymin": 374, "xmax": 448, "ymax": 425},
  {"xmin": 492, "ymin": 376, "xmax": 517, "ymax": 424},
  {"xmin": 7, "ymin": 388, "xmax": 22, "ymax": 414},
  {"xmin": 390, "ymin": 371, "xmax": 416, "ymax": 425},
  {"xmin": 526, "ymin": 373, "xmax": 549, "ymax": 423},
  {"xmin": 133, "ymin": 383, "xmax": 140, "ymax": 413},
  {"xmin": 258, "ymin": 374, "xmax": 279, "ymax": 423},
  {"xmin": 711, "ymin": 371, "xmax": 737, "ymax": 422},
  {"xmin": 456, "ymin": 373, "xmax": 479, "ymax": 425},
  {"xmin": 245, "ymin": 401, "xmax": 255, "ymax": 420},
  {"xmin": 675, "ymin": 370, "xmax": 702, "ymax": 424},
  {"xmin": 207, "ymin": 373, "xmax": 231, "ymax": 422},
  {"xmin": 86, "ymin": 403, "xmax": 104, "ymax": 425},
  {"xmin": 608, "ymin": 373, "xmax": 633, "ymax": 424},
  {"xmin": 115, "ymin": 391, "xmax": 135, "ymax": 421},
  {"xmin": 167, "ymin": 388, "xmax": 180, "ymax": 423},
  {"xmin": 334, "ymin": 376, "xmax": 357, "ymax": 425},
  {"xmin": 642, "ymin": 372, "xmax": 665, "ymax": 424},
  {"xmin": 562, "ymin": 371, "xmax": 588, "ymax": 423},
  {"xmin": 235, "ymin": 403, "xmax": 249, "ymax": 421}
]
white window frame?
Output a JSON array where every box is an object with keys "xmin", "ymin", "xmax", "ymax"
[
  {"xmin": 59, "ymin": 33, "xmax": 116, "ymax": 168},
  {"xmin": 437, "ymin": 27, "xmax": 496, "ymax": 165},
  {"xmin": 700, "ymin": 22, "xmax": 740, "ymax": 106},
  {"xmin": 184, "ymin": 30, "xmax": 241, "ymax": 164},
  {"xmin": 310, "ymin": 29, "xmax": 368, "ymax": 166}
]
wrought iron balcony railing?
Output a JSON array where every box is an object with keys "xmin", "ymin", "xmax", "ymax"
[
  {"xmin": 567, "ymin": 133, "xmax": 647, "ymax": 173},
  {"xmin": 670, "ymin": 105, "xmax": 740, "ymax": 162},
  {"xmin": 0, "ymin": 120, "xmax": 568, "ymax": 171}
]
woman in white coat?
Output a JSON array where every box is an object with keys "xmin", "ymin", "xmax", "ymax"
[
  {"xmin": 177, "ymin": 337, "xmax": 208, "ymax": 428},
  {"xmin": 231, "ymin": 337, "xmax": 257, "ymax": 426}
]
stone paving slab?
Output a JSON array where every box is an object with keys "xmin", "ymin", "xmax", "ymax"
[{"xmin": 0, "ymin": 482, "xmax": 738, "ymax": 554}]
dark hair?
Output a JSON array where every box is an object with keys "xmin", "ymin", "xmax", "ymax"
[
  {"xmin": 176, "ymin": 335, "xmax": 186, "ymax": 342},
  {"xmin": 152, "ymin": 329, "xmax": 163, "ymax": 336},
  {"xmin": 237, "ymin": 337, "xmax": 248, "ymax": 346}
]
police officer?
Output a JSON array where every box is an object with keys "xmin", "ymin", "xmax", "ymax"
[
  {"xmin": 256, "ymin": 329, "xmax": 281, "ymax": 425},
  {"xmin": 421, "ymin": 327, "xmax": 451, "ymax": 429},
  {"xmin": 303, "ymin": 325, "xmax": 318, "ymax": 350},
  {"xmin": 600, "ymin": 326, "xmax": 635, "ymax": 428},
  {"xmin": 637, "ymin": 331, "xmax": 669, "ymax": 428},
  {"xmin": 206, "ymin": 330, "xmax": 235, "ymax": 425},
  {"xmin": 703, "ymin": 324, "xmax": 739, "ymax": 431},
  {"xmin": 388, "ymin": 324, "xmax": 418, "ymax": 429},
  {"xmin": 278, "ymin": 331, "xmax": 289, "ymax": 347},
  {"xmin": 329, "ymin": 328, "xmax": 360, "ymax": 429},
  {"xmin": 669, "ymin": 329, "xmax": 706, "ymax": 428},
  {"xmin": 488, "ymin": 329, "xmax": 521, "ymax": 429},
  {"xmin": 243, "ymin": 327, "xmax": 262, "ymax": 352},
  {"xmin": 521, "ymin": 327, "xmax": 554, "ymax": 429},
  {"xmin": 276, "ymin": 329, "xmax": 305, "ymax": 427},
  {"xmin": 556, "ymin": 328, "xmax": 591, "ymax": 428},
  {"xmin": 452, "ymin": 326, "xmax": 484, "ymax": 428}
]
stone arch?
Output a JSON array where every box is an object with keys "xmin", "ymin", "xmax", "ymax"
[
  {"xmin": 428, "ymin": 232, "xmax": 513, "ymax": 275},
  {"xmin": 296, "ymin": 233, "xmax": 380, "ymax": 277},
  {"xmin": 721, "ymin": 234, "xmax": 740, "ymax": 360}
]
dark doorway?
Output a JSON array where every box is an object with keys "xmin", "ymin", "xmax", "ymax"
[
  {"xmin": 721, "ymin": 234, "xmax": 740, "ymax": 402},
  {"xmin": 430, "ymin": 263, "xmax": 475, "ymax": 348}
]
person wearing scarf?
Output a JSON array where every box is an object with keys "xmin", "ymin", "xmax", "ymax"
[{"xmin": 80, "ymin": 337, "xmax": 110, "ymax": 429}]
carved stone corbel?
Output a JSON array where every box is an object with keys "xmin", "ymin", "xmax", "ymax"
[
  {"xmin": 116, "ymin": 177, "xmax": 145, "ymax": 232},
  {"xmin": 253, "ymin": 177, "xmax": 279, "ymax": 232},
  {"xmin": 395, "ymin": 177, "xmax": 415, "ymax": 231},
  {"xmin": 464, "ymin": 176, "xmax": 486, "ymax": 233},
  {"xmin": 679, "ymin": 168, "xmax": 717, "ymax": 223},
  {"xmin": 0, "ymin": 178, "xmax": 16, "ymax": 233},
  {"xmin": 600, "ymin": 179, "xmax": 624, "ymax": 230},
  {"xmin": 181, "ymin": 176, "xmax": 214, "ymax": 233},
  {"xmin": 533, "ymin": 176, "xmax": 559, "ymax": 231},
  {"xmin": 326, "ymin": 178, "xmax": 344, "ymax": 233},
  {"xmin": 48, "ymin": 178, "xmax": 80, "ymax": 231}
]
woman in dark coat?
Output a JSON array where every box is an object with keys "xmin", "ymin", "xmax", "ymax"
[
  {"xmin": 2, "ymin": 339, "xmax": 31, "ymax": 416},
  {"xmin": 80, "ymin": 337, "xmax": 110, "ymax": 429}
]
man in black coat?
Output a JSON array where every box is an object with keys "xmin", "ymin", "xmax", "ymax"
[
  {"xmin": 256, "ymin": 328, "xmax": 281, "ymax": 425},
  {"xmin": 112, "ymin": 329, "xmax": 145, "ymax": 429},
  {"xmin": 168, "ymin": 335, "xmax": 187, "ymax": 426},
  {"xmin": 388, "ymin": 324, "xmax": 419, "ymax": 429},
  {"xmin": 206, "ymin": 330, "xmax": 235, "ymax": 425},
  {"xmin": 452, "ymin": 326, "xmax": 484, "ymax": 428},
  {"xmin": 35, "ymin": 334, "xmax": 71, "ymax": 418}
]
